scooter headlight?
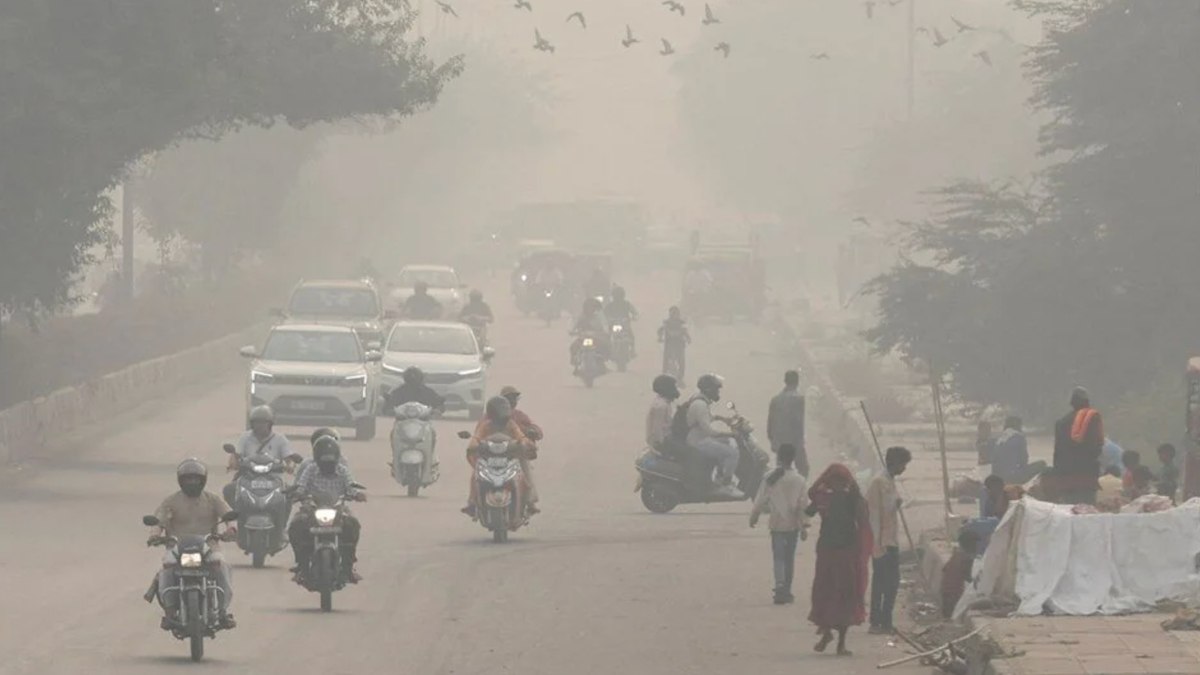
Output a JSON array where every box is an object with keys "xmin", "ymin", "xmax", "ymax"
[
  {"xmin": 611, "ymin": 324, "xmax": 623, "ymax": 333},
  {"xmin": 314, "ymin": 508, "xmax": 338, "ymax": 526},
  {"xmin": 582, "ymin": 338, "xmax": 595, "ymax": 347},
  {"xmin": 180, "ymin": 552, "xmax": 203, "ymax": 568},
  {"xmin": 253, "ymin": 464, "xmax": 271, "ymax": 474}
]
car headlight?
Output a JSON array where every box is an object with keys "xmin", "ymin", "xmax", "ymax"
[
  {"xmin": 251, "ymin": 370, "xmax": 274, "ymax": 384},
  {"xmin": 458, "ymin": 367, "xmax": 483, "ymax": 377},
  {"xmin": 344, "ymin": 373, "xmax": 368, "ymax": 387},
  {"xmin": 180, "ymin": 552, "xmax": 203, "ymax": 568},
  {"xmin": 382, "ymin": 363, "xmax": 405, "ymax": 375},
  {"xmin": 314, "ymin": 508, "xmax": 337, "ymax": 526}
]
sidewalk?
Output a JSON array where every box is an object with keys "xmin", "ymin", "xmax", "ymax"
[{"xmin": 980, "ymin": 615, "xmax": 1200, "ymax": 675}]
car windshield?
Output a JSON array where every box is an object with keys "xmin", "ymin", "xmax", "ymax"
[
  {"xmin": 288, "ymin": 287, "xmax": 378, "ymax": 318},
  {"xmin": 262, "ymin": 331, "xmax": 362, "ymax": 363},
  {"xmin": 397, "ymin": 269, "xmax": 458, "ymax": 288},
  {"xmin": 386, "ymin": 325, "xmax": 477, "ymax": 355}
]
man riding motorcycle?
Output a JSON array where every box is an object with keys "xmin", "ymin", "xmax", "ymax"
[
  {"xmin": 402, "ymin": 281, "xmax": 444, "ymax": 320},
  {"xmin": 583, "ymin": 267, "xmax": 609, "ymax": 302},
  {"xmin": 224, "ymin": 405, "xmax": 298, "ymax": 507},
  {"xmin": 463, "ymin": 396, "xmax": 534, "ymax": 516},
  {"xmin": 570, "ymin": 297, "xmax": 610, "ymax": 370},
  {"xmin": 501, "ymin": 385, "xmax": 542, "ymax": 512},
  {"xmin": 459, "ymin": 290, "xmax": 494, "ymax": 344},
  {"xmin": 288, "ymin": 437, "xmax": 364, "ymax": 583},
  {"xmin": 681, "ymin": 374, "xmax": 743, "ymax": 499},
  {"xmin": 604, "ymin": 285, "xmax": 639, "ymax": 357},
  {"xmin": 147, "ymin": 459, "xmax": 236, "ymax": 629}
]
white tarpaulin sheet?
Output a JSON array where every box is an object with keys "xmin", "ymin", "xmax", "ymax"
[{"xmin": 956, "ymin": 497, "xmax": 1200, "ymax": 617}]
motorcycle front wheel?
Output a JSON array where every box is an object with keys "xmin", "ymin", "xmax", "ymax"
[
  {"xmin": 407, "ymin": 483, "xmax": 420, "ymax": 497},
  {"xmin": 250, "ymin": 530, "xmax": 268, "ymax": 568},
  {"xmin": 185, "ymin": 589, "xmax": 204, "ymax": 661},
  {"xmin": 316, "ymin": 548, "xmax": 337, "ymax": 612}
]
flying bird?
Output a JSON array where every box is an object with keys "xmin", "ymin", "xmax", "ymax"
[
  {"xmin": 514, "ymin": 0, "xmax": 532, "ymax": 10},
  {"xmin": 932, "ymin": 27, "xmax": 949, "ymax": 47},
  {"xmin": 660, "ymin": 38, "xmax": 676, "ymax": 56},
  {"xmin": 533, "ymin": 28, "xmax": 555, "ymax": 53},
  {"xmin": 714, "ymin": 41, "xmax": 731, "ymax": 58},
  {"xmin": 974, "ymin": 50, "xmax": 992, "ymax": 66},
  {"xmin": 951, "ymin": 16, "xmax": 976, "ymax": 33},
  {"xmin": 663, "ymin": 1, "xmax": 685, "ymax": 17},
  {"xmin": 435, "ymin": 0, "xmax": 457, "ymax": 17},
  {"xmin": 622, "ymin": 24, "xmax": 639, "ymax": 48},
  {"xmin": 810, "ymin": 52, "xmax": 830, "ymax": 60},
  {"xmin": 566, "ymin": 11, "xmax": 586, "ymax": 28},
  {"xmin": 702, "ymin": 4, "xmax": 720, "ymax": 25},
  {"xmin": 864, "ymin": 0, "xmax": 876, "ymax": 19}
]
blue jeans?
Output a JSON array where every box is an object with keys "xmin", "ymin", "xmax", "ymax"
[
  {"xmin": 692, "ymin": 437, "xmax": 739, "ymax": 483},
  {"xmin": 771, "ymin": 531, "xmax": 799, "ymax": 596},
  {"xmin": 870, "ymin": 546, "xmax": 900, "ymax": 629}
]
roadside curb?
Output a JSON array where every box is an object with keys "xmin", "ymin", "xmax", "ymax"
[{"xmin": 0, "ymin": 324, "xmax": 265, "ymax": 466}]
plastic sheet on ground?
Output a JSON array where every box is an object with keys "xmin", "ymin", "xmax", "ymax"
[{"xmin": 955, "ymin": 497, "xmax": 1200, "ymax": 617}]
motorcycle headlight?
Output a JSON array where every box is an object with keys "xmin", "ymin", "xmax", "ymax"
[
  {"xmin": 611, "ymin": 324, "xmax": 624, "ymax": 333},
  {"xmin": 180, "ymin": 552, "xmax": 203, "ymax": 568},
  {"xmin": 314, "ymin": 508, "xmax": 338, "ymax": 526},
  {"xmin": 520, "ymin": 274, "xmax": 528, "ymax": 281},
  {"xmin": 582, "ymin": 338, "xmax": 595, "ymax": 347},
  {"xmin": 251, "ymin": 370, "xmax": 274, "ymax": 384},
  {"xmin": 253, "ymin": 465, "xmax": 270, "ymax": 474}
]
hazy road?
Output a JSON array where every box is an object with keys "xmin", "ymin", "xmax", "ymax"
[{"xmin": 0, "ymin": 275, "xmax": 921, "ymax": 675}]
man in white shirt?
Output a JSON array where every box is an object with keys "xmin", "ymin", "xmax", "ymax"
[
  {"xmin": 685, "ymin": 374, "xmax": 742, "ymax": 499},
  {"xmin": 866, "ymin": 445, "xmax": 912, "ymax": 634},
  {"xmin": 223, "ymin": 405, "xmax": 297, "ymax": 505}
]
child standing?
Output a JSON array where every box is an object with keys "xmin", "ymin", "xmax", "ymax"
[
  {"xmin": 750, "ymin": 444, "xmax": 810, "ymax": 605},
  {"xmin": 1157, "ymin": 443, "xmax": 1180, "ymax": 503}
]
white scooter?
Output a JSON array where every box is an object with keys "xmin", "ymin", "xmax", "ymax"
[{"xmin": 390, "ymin": 402, "xmax": 439, "ymax": 497}]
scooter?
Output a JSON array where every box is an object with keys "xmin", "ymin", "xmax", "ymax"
[
  {"xmin": 390, "ymin": 402, "xmax": 438, "ymax": 497},
  {"xmin": 610, "ymin": 322, "xmax": 634, "ymax": 372},
  {"xmin": 291, "ymin": 485, "xmax": 366, "ymax": 612},
  {"xmin": 634, "ymin": 401, "xmax": 770, "ymax": 513},
  {"xmin": 223, "ymin": 444, "xmax": 293, "ymax": 568},
  {"xmin": 662, "ymin": 338, "xmax": 686, "ymax": 381},
  {"xmin": 458, "ymin": 430, "xmax": 533, "ymax": 543},
  {"xmin": 143, "ymin": 511, "xmax": 239, "ymax": 662},
  {"xmin": 537, "ymin": 287, "xmax": 560, "ymax": 325},
  {"xmin": 574, "ymin": 331, "xmax": 607, "ymax": 388}
]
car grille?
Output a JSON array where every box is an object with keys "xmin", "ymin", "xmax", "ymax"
[{"xmin": 271, "ymin": 374, "xmax": 343, "ymax": 387}]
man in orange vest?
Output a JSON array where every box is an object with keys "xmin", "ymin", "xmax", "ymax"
[{"xmin": 1052, "ymin": 387, "xmax": 1104, "ymax": 505}]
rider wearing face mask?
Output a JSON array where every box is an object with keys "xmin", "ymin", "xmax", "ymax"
[
  {"xmin": 288, "ymin": 437, "xmax": 364, "ymax": 583},
  {"xmin": 463, "ymin": 396, "xmax": 533, "ymax": 516},
  {"xmin": 147, "ymin": 459, "xmax": 236, "ymax": 628}
]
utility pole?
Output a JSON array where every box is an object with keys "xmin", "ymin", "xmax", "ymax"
[
  {"xmin": 121, "ymin": 179, "xmax": 135, "ymax": 302},
  {"xmin": 907, "ymin": 0, "xmax": 916, "ymax": 120}
]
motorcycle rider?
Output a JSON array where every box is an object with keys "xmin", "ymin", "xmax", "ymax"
[
  {"xmin": 459, "ymin": 290, "xmax": 495, "ymax": 332},
  {"xmin": 147, "ymin": 459, "xmax": 236, "ymax": 628},
  {"xmin": 583, "ymin": 267, "xmax": 609, "ymax": 301},
  {"xmin": 683, "ymin": 374, "xmax": 743, "ymax": 498},
  {"xmin": 402, "ymin": 281, "xmax": 443, "ymax": 320},
  {"xmin": 288, "ymin": 436, "xmax": 364, "ymax": 583},
  {"xmin": 646, "ymin": 375, "xmax": 682, "ymax": 455},
  {"xmin": 384, "ymin": 366, "xmax": 445, "ymax": 479},
  {"xmin": 224, "ymin": 405, "xmax": 298, "ymax": 506},
  {"xmin": 500, "ymin": 385, "xmax": 542, "ymax": 512},
  {"xmin": 604, "ymin": 285, "xmax": 639, "ymax": 356},
  {"xmin": 295, "ymin": 428, "xmax": 347, "ymax": 479},
  {"xmin": 570, "ymin": 296, "xmax": 610, "ymax": 370},
  {"xmin": 658, "ymin": 306, "xmax": 691, "ymax": 378},
  {"xmin": 463, "ymin": 396, "xmax": 534, "ymax": 517}
]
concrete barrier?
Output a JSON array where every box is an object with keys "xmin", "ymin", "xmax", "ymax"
[{"xmin": 0, "ymin": 324, "xmax": 264, "ymax": 465}]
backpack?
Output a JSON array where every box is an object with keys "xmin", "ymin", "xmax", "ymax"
[{"xmin": 671, "ymin": 395, "xmax": 703, "ymax": 443}]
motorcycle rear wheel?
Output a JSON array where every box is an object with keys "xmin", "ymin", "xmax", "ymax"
[{"xmin": 640, "ymin": 482, "xmax": 679, "ymax": 514}]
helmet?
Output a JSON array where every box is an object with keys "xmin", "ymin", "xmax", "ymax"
[
  {"xmin": 403, "ymin": 366, "xmax": 425, "ymax": 385},
  {"xmin": 313, "ymin": 436, "xmax": 342, "ymax": 472},
  {"xmin": 248, "ymin": 405, "xmax": 274, "ymax": 425},
  {"xmin": 612, "ymin": 286, "xmax": 626, "ymax": 301},
  {"xmin": 415, "ymin": 281, "xmax": 429, "ymax": 293},
  {"xmin": 177, "ymin": 458, "xmax": 208, "ymax": 497},
  {"xmin": 470, "ymin": 289, "xmax": 483, "ymax": 302},
  {"xmin": 500, "ymin": 385, "xmax": 521, "ymax": 399},
  {"xmin": 584, "ymin": 297, "xmax": 602, "ymax": 313},
  {"xmin": 668, "ymin": 305, "xmax": 681, "ymax": 317},
  {"xmin": 697, "ymin": 373, "xmax": 724, "ymax": 397},
  {"xmin": 652, "ymin": 375, "xmax": 679, "ymax": 400},
  {"xmin": 310, "ymin": 427, "xmax": 340, "ymax": 447},
  {"xmin": 485, "ymin": 395, "xmax": 513, "ymax": 425}
]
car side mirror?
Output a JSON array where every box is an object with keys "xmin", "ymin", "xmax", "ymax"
[
  {"xmin": 457, "ymin": 430, "xmax": 472, "ymax": 440},
  {"xmin": 482, "ymin": 347, "xmax": 495, "ymax": 362},
  {"xmin": 350, "ymin": 482, "xmax": 366, "ymax": 491},
  {"xmin": 365, "ymin": 350, "xmax": 382, "ymax": 362},
  {"xmin": 726, "ymin": 401, "xmax": 736, "ymax": 410},
  {"xmin": 269, "ymin": 308, "xmax": 285, "ymax": 318},
  {"xmin": 221, "ymin": 511, "xmax": 239, "ymax": 523},
  {"xmin": 143, "ymin": 515, "xmax": 161, "ymax": 527},
  {"xmin": 222, "ymin": 443, "xmax": 236, "ymax": 454},
  {"xmin": 239, "ymin": 346, "xmax": 258, "ymax": 358}
]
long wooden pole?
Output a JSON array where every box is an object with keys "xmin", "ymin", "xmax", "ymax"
[{"xmin": 860, "ymin": 401, "xmax": 920, "ymax": 560}]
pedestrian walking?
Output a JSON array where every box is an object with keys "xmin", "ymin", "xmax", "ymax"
[
  {"xmin": 866, "ymin": 445, "xmax": 911, "ymax": 634},
  {"xmin": 749, "ymin": 444, "xmax": 810, "ymax": 605},
  {"xmin": 1053, "ymin": 387, "xmax": 1104, "ymax": 505},
  {"xmin": 767, "ymin": 370, "xmax": 808, "ymax": 477},
  {"xmin": 805, "ymin": 463, "xmax": 872, "ymax": 657}
]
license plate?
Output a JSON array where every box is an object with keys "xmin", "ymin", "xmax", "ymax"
[
  {"xmin": 250, "ymin": 479, "xmax": 275, "ymax": 490},
  {"xmin": 291, "ymin": 400, "xmax": 326, "ymax": 411}
]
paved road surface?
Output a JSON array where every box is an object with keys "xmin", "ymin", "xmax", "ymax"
[{"xmin": 0, "ymin": 275, "xmax": 924, "ymax": 675}]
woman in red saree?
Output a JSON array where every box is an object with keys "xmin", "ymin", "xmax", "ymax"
[{"xmin": 805, "ymin": 463, "xmax": 873, "ymax": 656}]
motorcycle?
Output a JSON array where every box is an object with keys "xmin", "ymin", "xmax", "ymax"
[
  {"xmin": 390, "ymin": 401, "xmax": 438, "ymax": 497},
  {"xmin": 463, "ymin": 314, "xmax": 489, "ymax": 349},
  {"xmin": 223, "ymin": 444, "xmax": 292, "ymax": 568},
  {"xmin": 662, "ymin": 338, "xmax": 686, "ymax": 381},
  {"xmin": 537, "ymin": 286, "xmax": 560, "ymax": 325},
  {"xmin": 291, "ymin": 485, "xmax": 366, "ymax": 612},
  {"xmin": 610, "ymin": 322, "xmax": 634, "ymax": 372},
  {"xmin": 574, "ymin": 331, "xmax": 607, "ymax": 388},
  {"xmin": 143, "ymin": 511, "xmax": 239, "ymax": 662},
  {"xmin": 458, "ymin": 430, "xmax": 533, "ymax": 543},
  {"xmin": 634, "ymin": 401, "xmax": 770, "ymax": 513}
]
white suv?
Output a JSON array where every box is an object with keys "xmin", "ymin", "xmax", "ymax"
[{"xmin": 241, "ymin": 324, "xmax": 382, "ymax": 440}]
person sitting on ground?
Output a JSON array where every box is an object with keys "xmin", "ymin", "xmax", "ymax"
[
  {"xmin": 1127, "ymin": 465, "xmax": 1155, "ymax": 501},
  {"xmin": 940, "ymin": 529, "xmax": 981, "ymax": 619},
  {"xmin": 1157, "ymin": 443, "xmax": 1180, "ymax": 503},
  {"xmin": 980, "ymin": 475, "xmax": 1009, "ymax": 520},
  {"xmin": 1121, "ymin": 450, "xmax": 1142, "ymax": 492}
]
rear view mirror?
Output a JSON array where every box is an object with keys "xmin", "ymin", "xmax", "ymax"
[
  {"xmin": 238, "ymin": 346, "xmax": 258, "ymax": 358},
  {"xmin": 726, "ymin": 401, "xmax": 736, "ymax": 410},
  {"xmin": 482, "ymin": 347, "xmax": 495, "ymax": 362},
  {"xmin": 221, "ymin": 511, "xmax": 239, "ymax": 523},
  {"xmin": 457, "ymin": 430, "xmax": 472, "ymax": 440},
  {"xmin": 143, "ymin": 515, "xmax": 161, "ymax": 527},
  {"xmin": 350, "ymin": 482, "xmax": 367, "ymax": 491},
  {"xmin": 222, "ymin": 443, "xmax": 236, "ymax": 454}
]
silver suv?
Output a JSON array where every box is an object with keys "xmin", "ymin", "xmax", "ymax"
[
  {"xmin": 274, "ymin": 279, "xmax": 393, "ymax": 348},
  {"xmin": 241, "ymin": 324, "xmax": 382, "ymax": 440}
]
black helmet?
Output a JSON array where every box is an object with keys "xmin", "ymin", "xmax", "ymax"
[
  {"xmin": 415, "ymin": 281, "xmax": 429, "ymax": 293},
  {"xmin": 313, "ymin": 436, "xmax": 342, "ymax": 473},
  {"xmin": 485, "ymin": 395, "xmax": 512, "ymax": 426},
  {"xmin": 470, "ymin": 289, "xmax": 483, "ymax": 302},
  {"xmin": 697, "ymin": 373, "xmax": 724, "ymax": 397},
  {"xmin": 652, "ymin": 374, "xmax": 680, "ymax": 400},
  {"xmin": 310, "ymin": 427, "xmax": 340, "ymax": 447},
  {"xmin": 612, "ymin": 286, "xmax": 626, "ymax": 301},
  {"xmin": 403, "ymin": 366, "xmax": 425, "ymax": 386},
  {"xmin": 176, "ymin": 458, "xmax": 208, "ymax": 497}
]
